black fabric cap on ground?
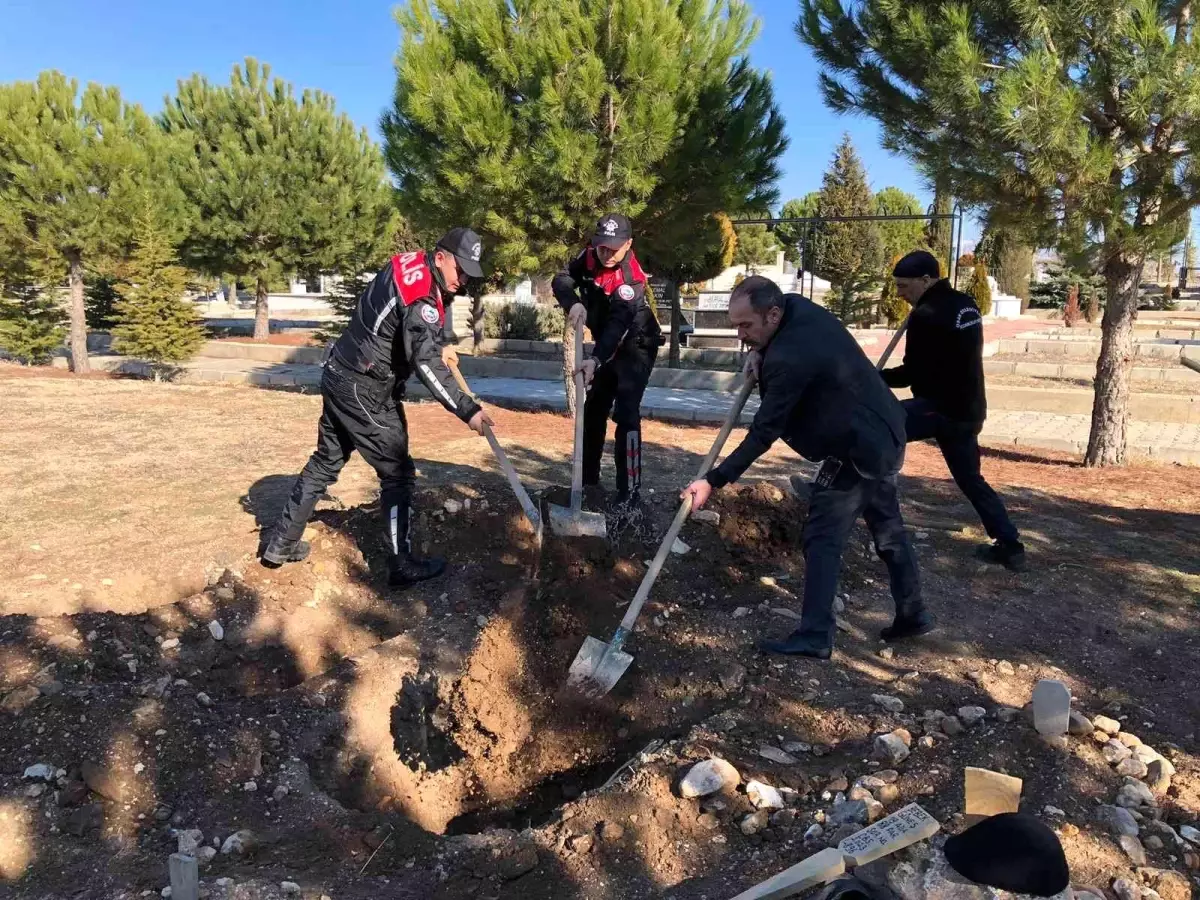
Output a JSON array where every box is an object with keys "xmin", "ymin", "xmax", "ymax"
[{"xmin": 944, "ymin": 813, "xmax": 1070, "ymax": 897}]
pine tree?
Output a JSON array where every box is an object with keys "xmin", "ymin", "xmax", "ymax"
[
  {"xmin": 0, "ymin": 246, "xmax": 66, "ymax": 365},
  {"xmin": 813, "ymin": 134, "xmax": 883, "ymax": 324},
  {"xmin": 970, "ymin": 257, "xmax": 993, "ymax": 317},
  {"xmin": 798, "ymin": 0, "xmax": 1200, "ymax": 465},
  {"xmin": 162, "ymin": 59, "xmax": 396, "ymax": 342},
  {"xmin": 639, "ymin": 212, "xmax": 736, "ymax": 366},
  {"xmin": 732, "ymin": 224, "xmax": 780, "ymax": 273},
  {"xmin": 978, "ymin": 222, "xmax": 1035, "ymax": 310},
  {"xmin": 0, "ymin": 72, "xmax": 180, "ymax": 373},
  {"xmin": 922, "ymin": 183, "xmax": 953, "ymax": 279},
  {"xmin": 775, "ymin": 193, "xmax": 821, "ymax": 264},
  {"xmin": 111, "ymin": 208, "xmax": 205, "ymax": 378},
  {"xmin": 878, "ymin": 255, "xmax": 910, "ymax": 328},
  {"xmin": 383, "ymin": 0, "xmax": 785, "ymax": 283},
  {"xmin": 1064, "ymin": 285, "xmax": 1082, "ymax": 328},
  {"xmin": 874, "ymin": 187, "xmax": 927, "ymax": 261}
]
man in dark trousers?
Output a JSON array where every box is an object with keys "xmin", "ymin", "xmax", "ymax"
[
  {"xmin": 552, "ymin": 213, "xmax": 663, "ymax": 512},
  {"xmin": 260, "ymin": 227, "xmax": 495, "ymax": 588},
  {"xmin": 681, "ymin": 276, "xmax": 934, "ymax": 659},
  {"xmin": 883, "ymin": 250, "xmax": 1025, "ymax": 571}
]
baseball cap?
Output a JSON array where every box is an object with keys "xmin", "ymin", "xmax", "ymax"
[
  {"xmin": 591, "ymin": 213, "xmax": 633, "ymax": 250},
  {"xmin": 436, "ymin": 227, "xmax": 485, "ymax": 279},
  {"xmin": 892, "ymin": 250, "xmax": 941, "ymax": 279}
]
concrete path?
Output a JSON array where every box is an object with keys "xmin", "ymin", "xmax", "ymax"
[{"xmin": 73, "ymin": 354, "xmax": 1200, "ymax": 464}]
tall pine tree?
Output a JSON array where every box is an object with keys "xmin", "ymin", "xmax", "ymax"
[
  {"xmin": 111, "ymin": 207, "xmax": 206, "ymax": 378},
  {"xmin": 383, "ymin": 0, "xmax": 785, "ymax": 281},
  {"xmin": 0, "ymin": 72, "xmax": 179, "ymax": 373},
  {"xmin": 0, "ymin": 236, "xmax": 65, "ymax": 365},
  {"xmin": 162, "ymin": 59, "xmax": 396, "ymax": 342},
  {"xmin": 732, "ymin": 224, "xmax": 780, "ymax": 272},
  {"xmin": 798, "ymin": 0, "xmax": 1200, "ymax": 465},
  {"xmin": 813, "ymin": 134, "xmax": 883, "ymax": 323},
  {"xmin": 775, "ymin": 192, "xmax": 821, "ymax": 264},
  {"xmin": 922, "ymin": 182, "xmax": 953, "ymax": 279}
]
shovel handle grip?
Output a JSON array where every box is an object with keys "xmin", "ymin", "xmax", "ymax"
[{"xmin": 617, "ymin": 379, "xmax": 757, "ymax": 634}]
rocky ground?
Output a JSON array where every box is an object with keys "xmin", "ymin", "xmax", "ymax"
[{"xmin": 2, "ymin": 372, "xmax": 1199, "ymax": 899}]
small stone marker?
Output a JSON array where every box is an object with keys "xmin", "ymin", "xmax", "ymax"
[
  {"xmin": 1032, "ymin": 679, "xmax": 1071, "ymax": 736},
  {"xmin": 964, "ymin": 767, "xmax": 1023, "ymax": 822},
  {"xmin": 729, "ymin": 847, "xmax": 846, "ymax": 900},
  {"xmin": 169, "ymin": 853, "xmax": 199, "ymax": 900},
  {"xmin": 836, "ymin": 802, "xmax": 940, "ymax": 868}
]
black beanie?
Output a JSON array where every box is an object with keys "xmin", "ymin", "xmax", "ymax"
[
  {"xmin": 944, "ymin": 813, "xmax": 1070, "ymax": 897},
  {"xmin": 892, "ymin": 250, "xmax": 941, "ymax": 279}
]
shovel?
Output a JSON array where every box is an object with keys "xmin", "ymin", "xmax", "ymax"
[
  {"xmin": 875, "ymin": 314, "xmax": 910, "ymax": 370},
  {"xmin": 448, "ymin": 360, "xmax": 543, "ymax": 550},
  {"xmin": 567, "ymin": 375, "xmax": 757, "ymax": 696},
  {"xmin": 547, "ymin": 320, "xmax": 608, "ymax": 539}
]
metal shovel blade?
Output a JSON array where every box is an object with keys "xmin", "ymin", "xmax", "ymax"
[
  {"xmin": 566, "ymin": 636, "xmax": 633, "ymax": 697},
  {"xmin": 547, "ymin": 502, "xmax": 608, "ymax": 539}
]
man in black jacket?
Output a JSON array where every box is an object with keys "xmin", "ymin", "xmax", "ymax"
[
  {"xmin": 553, "ymin": 213, "xmax": 663, "ymax": 510},
  {"xmin": 682, "ymin": 277, "xmax": 934, "ymax": 659},
  {"xmin": 260, "ymin": 227, "xmax": 495, "ymax": 588},
  {"xmin": 883, "ymin": 251, "xmax": 1024, "ymax": 570}
]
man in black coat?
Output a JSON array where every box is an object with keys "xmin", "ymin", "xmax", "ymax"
[
  {"xmin": 883, "ymin": 250, "xmax": 1024, "ymax": 570},
  {"xmin": 681, "ymin": 276, "xmax": 934, "ymax": 659}
]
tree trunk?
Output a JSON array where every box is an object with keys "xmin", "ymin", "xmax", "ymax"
[
  {"xmin": 254, "ymin": 276, "xmax": 270, "ymax": 342},
  {"xmin": 668, "ymin": 281, "xmax": 682, "ymax": 369},
  {"xmin": 67, "ymin": 252, "xmax": 89, "ymax": 374},
  {"xmin": 563, "ymin": 320, "xmax": 577, "ymax": 416},
  {"xmin": 1085, "ymin": 254, "xmax": 1144, "ymax": 467},
  {"xmin": 471, "ymin": 294, "xmax": 485, "ymax": 352},
  {"xmin": 225, "ymin": 280, "xmax": 238, "ymax": 308}
]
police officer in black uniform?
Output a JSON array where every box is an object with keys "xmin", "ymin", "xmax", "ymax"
[
  {"xmin": 552, "ymin": 213, "xmax": 663, "ymax": 510},
  {"xmin": 682, "ymin": 277, "xmax": 933, "ymax": 659},
  {"xmin": 260, "ymin": 227, "xmax": 495, "ymax": 588},
  {"xmin": 884, "ymin": 250, "xmax": 1024, "ymax": 570}
]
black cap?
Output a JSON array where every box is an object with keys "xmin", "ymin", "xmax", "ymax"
[
  {"xmin": 944, "ymin": 813, "xmax": 1070, "ymax": 897},
  {"xmin": 591, "ymin": 213, "xmax": 633, "ymax": 249},
  {"xmin": 892, "ymin": 250, "xmax": 941, "ymax": 279},
  {"xmin": 436, "ymin": 227, "xmax": 485, "ymax": 279}
]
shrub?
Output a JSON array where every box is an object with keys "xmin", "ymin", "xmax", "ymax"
[{"xmin": 483, "ymin": 301, "xmax": 565, "ymax": 341}]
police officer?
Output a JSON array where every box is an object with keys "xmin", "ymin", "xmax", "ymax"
[
  {"xmin": 884, "ymin": 250, "xmax": 1024, "ymax": 571},
  {"xmin": 681, "ymin": 276, "xmax": 934, "ymax": 659},
  {"xmin": 260, "ymin": 227, "xmax": 495, "ymax": 588},
  {"xmin": 552, "ymin": 213, "xmax": 663, "ymax": 511}
]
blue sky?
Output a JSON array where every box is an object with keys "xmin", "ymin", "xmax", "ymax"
[{"xmin": 0, "ymin": 0, "xmax": 938, "ymax": 221}]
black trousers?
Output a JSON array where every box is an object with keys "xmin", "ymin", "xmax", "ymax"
[
  {"xmin": 582, "ymin": 342, "xmax": 657, "ymax": 497},
  {"xmin": 274, "ymin": 360, "xmax": 417, "ymax": 558},
  {"xmin": 902, "ymin": 398, "xmax": 1020, "ymax": 545},
  {"xmin": 798, "ymin": 463, "xmax": 923, "ymax": 648}
]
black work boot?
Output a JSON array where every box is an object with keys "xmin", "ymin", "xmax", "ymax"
[
  {"xmin": 759, "ymin": 629, "xmax": 833, "ymax": 660},
  {"xmin": 976, "ymin": 540, "xmax": 1027, "ymax": 572},
  {"xmin": 381, "ymin": 492, "xmax": 445, "ymax": 590},
  {"xmin": 880, "ymin": 591, "xmax": 936, "ymax": 642},
  {"xmin": 260, "ymin": 533, "xmax": 311, "ymax": 568},
  {"xmin": 388, "ymin": 553, "xmax": 447, "ymax": 589}
]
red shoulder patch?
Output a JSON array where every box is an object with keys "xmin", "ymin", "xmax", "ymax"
[{"xmin": 391, "ymin": 251, "xmax": 444, "ymax": 326}]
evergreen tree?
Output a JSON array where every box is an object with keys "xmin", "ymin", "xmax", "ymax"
[
  {"xmin": 813, "ymin": 134, "xmax": 882, "ymax": 323},
  {"xmin": 878, "ymin": 254, "xmax": 910, "ymax": 328},
  {"xmin": 111, "ymin": 208, "xmax": 206, "ymax": 378},
  {"xmin": 0, "ymin": 72, "xmax": 179, "ymax": 373},
  {"xmin": 0, "ymin": 246, "xmax": 65, "ymax": 365},
  {"xmin": 162, "ymin": 59, "xmax": 396, "ymax": 342},
  {"xmin": 874, "ymin": 187, "xmax": 927, "ymax": 261},
  {"xmin": 383, "ymin": 0, "xmax": 785, "ymax": 282},
  {"xmin": 775, "ymin": 192, "xmax": 821, "ymax": 264},
  {"xmin": 798, "ymin": 0, "xmax": 1200, "ymax": 465},
  {"xmin": 639, "ymin": 211, "xmax": 736, "ymax": 366},
  {"xmin": 970, "ymin": 256, "xmax": 993, "ymax": 317},
  {"xmin": 978, "ymin": 222, "xmax": 1035, "ymax": 310},
  {"xmin": 922, "ymin": 183, "xmax": 953, "ymax": 279},
  {"xmin": 732, "ymin": 224, "xmax": 779, "ymax": 272},
  {"xmin": 84, "ymin": 262, "xmax": 122, "ymax": 331}
]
